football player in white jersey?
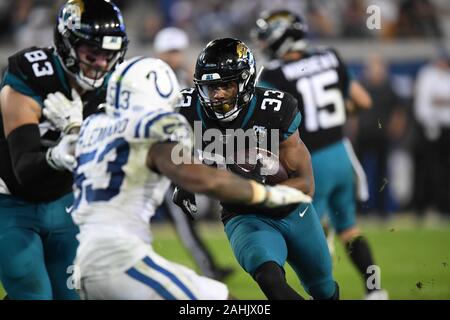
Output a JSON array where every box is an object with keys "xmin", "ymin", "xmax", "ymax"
[{"xmin": 43, "ymin": 56, "xmax": 312, "ymax": 300}]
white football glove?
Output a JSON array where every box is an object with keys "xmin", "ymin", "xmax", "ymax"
[
  {"xmin": 43, "ymin": 89, "xmax": 83, "ymax": 134},
  {"xmin": 260, "ymin": 184, "xmax": 312, "ymax": 208},
  {"xmin": 46, "ymin": 134, "xmax": 78, "ymax": 171}
]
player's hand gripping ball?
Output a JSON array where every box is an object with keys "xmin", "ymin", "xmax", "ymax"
[{"xmin": 228, "ymin": 147, "xmax": 288, "ymax": 185}]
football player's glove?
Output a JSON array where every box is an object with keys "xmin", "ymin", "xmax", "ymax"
[
  {"xmin": 262, "ymin": 184, "xmax": 312, "ymax": 207},
  {"xmin": 43, "ymin": 89, "xmax": 83, "ymax": 134},
  {"xmin": 172, "ymin": 186, "xmax": 198, "ymax": 220},
  {"xmin": 46, "ymin": 134, "xmax": 78, "ymax": 171},
  {"xmin": 249, "ymin": 181, "xmax": 312, "ymax": 208}
]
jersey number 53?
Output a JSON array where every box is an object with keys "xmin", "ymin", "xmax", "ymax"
[{"xmin": 74, "ymin": 138, "xmax": 130, "ymax": 208}]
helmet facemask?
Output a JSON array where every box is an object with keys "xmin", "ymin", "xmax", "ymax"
[
  {"xmin": 195, "ymin": 76, "xmax": 237, "ymax": 122},
  {"xmin": 195, "ymin": 68, "xmax": 255, "ymax": 123},
  {"xmin": 73, "ymin": 42, "xmax": 125, "ymax": 90}
]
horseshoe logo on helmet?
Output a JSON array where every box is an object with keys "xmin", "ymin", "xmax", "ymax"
[{"xmin": 146, "ymin": 70, "xmax": 174, "ymax": 98}]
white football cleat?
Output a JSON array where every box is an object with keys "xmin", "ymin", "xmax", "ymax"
[{"xmin": 364, "ymin": 289, "xmax": 389, "ymax": 300}]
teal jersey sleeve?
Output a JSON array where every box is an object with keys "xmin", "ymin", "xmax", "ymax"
[
  {"xmin": 2, "ymin": 47, "xmax": 71, "ymax": 108},
  {"xmin": 2, "ymin": 70, "xmax": 43, "ymax": 106},
  {"xmin": 283, "ymin": 111, "xmax": 301, "ymax": 140},
  {"xmin": 280, "ymin": 92, "xmax": 301, "ymax": 140}
]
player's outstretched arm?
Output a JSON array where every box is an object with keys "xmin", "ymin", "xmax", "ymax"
[
  {"xmin": 148, "ymin": 142, "xmax": 252, "ymax": 203},
  {"xmin": 147, "ymin": 142, "xmax": 312, "ymax": 208},
  {"xmin": 278, "ymin": 130, "xmax": 315, "ymax": 197}
]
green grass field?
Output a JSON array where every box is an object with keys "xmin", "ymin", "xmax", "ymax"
[
  {"xmin": 150, "ymin": 217, "xmax": 450, "ymax": 300},
  {"xmin": 1, "ymin": 216, "xmax": 449, "ymax": 300}
]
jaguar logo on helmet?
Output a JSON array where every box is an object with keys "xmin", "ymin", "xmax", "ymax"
[
  {"xmin": 58, "ymin": 0, "xmax": 83, "ymax": 33},
  {"xmin": 236, "ymin": 42, "xmax": 248, "ymax": 59}
]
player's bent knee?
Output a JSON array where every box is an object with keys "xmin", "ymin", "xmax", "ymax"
[
  {"xmin": 338, "ymin": 226, "xmax": 360, "ymax": 243},
  {"xmin": 307, "ymin": 279, "xmax": 338, "ymax": 300},
  {"xmin": 243, "ymin": 248, "xmax": 275, "ymax": 275},
  {"xmin": 0, "ymin": 259, "xmax": 51, "ymax": 300},
  {"xmin": 1, "ymin": 256, "xmax": 35, "ymax": 280},
  {"xmin": 0, "ymin": 232, "xmax": 41, "ymax": 279}
]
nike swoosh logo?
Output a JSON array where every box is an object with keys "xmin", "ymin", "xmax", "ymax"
[
  {"xmin": 65, "ymin": 205, "xmax": 73, "ymax": 213},
  {"xmin": 236, "ymin": 165, "xmax": 251, "ymax": 173},
  {"xmin": 299, "ymin": 205, "xmax": 308, "ymax": 218}
]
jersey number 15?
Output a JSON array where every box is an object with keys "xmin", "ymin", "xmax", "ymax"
[{"xmin": 297, "ymin": 69, "xmax": 345, "ymax": 132}]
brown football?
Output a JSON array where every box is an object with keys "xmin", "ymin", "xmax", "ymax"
[{"xmin": 230, "ymin": 148, "xmax": 289, "ymax": 185}]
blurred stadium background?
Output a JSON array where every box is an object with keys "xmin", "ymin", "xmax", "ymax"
[{"xmin": 0, "ymin": 0, "xmax": 449, "ymax": 299}]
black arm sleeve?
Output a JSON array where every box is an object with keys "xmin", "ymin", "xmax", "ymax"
[{"xmin": 7, "ymin": 123, "xmax": 56, "ymax": 186}]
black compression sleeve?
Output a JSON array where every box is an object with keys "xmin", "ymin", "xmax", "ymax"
[{"xmin": 7, "ymin": 123, "xmax": 56, "ymax": 186}]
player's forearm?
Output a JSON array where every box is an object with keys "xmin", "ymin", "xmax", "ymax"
[
  {"xmin": 200, "ymin": 168, "xmax": 255, "ymax": 203},
  {"xmin": 149, "ymin": 143, "xmax": 254, "ymax": 203},
  {"xmin": 348, "ymin": 81, "xmax": 372, "ymax": 112},
  {"xmin": 298, "ymin": 156, "xmax": 315, "ymax": 197},
  {"xmin": 166, "ymin": 163, "xmax": 254, "ymax": 204},
  {"xmin": 7, "ymin": 123, "xmax": 57, "ymax": 186}
]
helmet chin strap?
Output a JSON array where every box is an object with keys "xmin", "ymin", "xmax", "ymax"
[
  {"xmin": 57, "ymin": 54, "xmax": 105, "ymax": 91},
  {"xmin": 76, "ymin": 70, "xmax": 106, "ymax": 91},
  {"xmin": 215, "ymin": 101, "xmax": 242, "ymax": 122},
  {"xmin": 216, "ymin": 108, "xmax": 241, "ymax": 122}
]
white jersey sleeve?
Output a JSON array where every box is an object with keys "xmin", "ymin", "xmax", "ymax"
[{"xmin": 132, "ymin": 110, "xmax": 192, "ymax": 150}]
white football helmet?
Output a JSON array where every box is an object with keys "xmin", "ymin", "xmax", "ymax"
[{"xmin": 105, "ymin": 57, "xmax": 181, "ymax": 116}]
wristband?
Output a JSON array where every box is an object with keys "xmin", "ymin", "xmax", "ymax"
[{"xmin": 249, "ymin": 180, "xmax": 267, "ymax": 204}]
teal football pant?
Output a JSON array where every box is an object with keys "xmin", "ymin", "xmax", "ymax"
[
  {"xmin": 224, "ymin": 203, "xmax": 335, "ymax": 299},
  {"xmin": 311, "ymin": 140, "xmax": 356, "ymax": 233},
  {"xmin": 0, "ymin": 193, "xmax": 79, "ymax": 300}
]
